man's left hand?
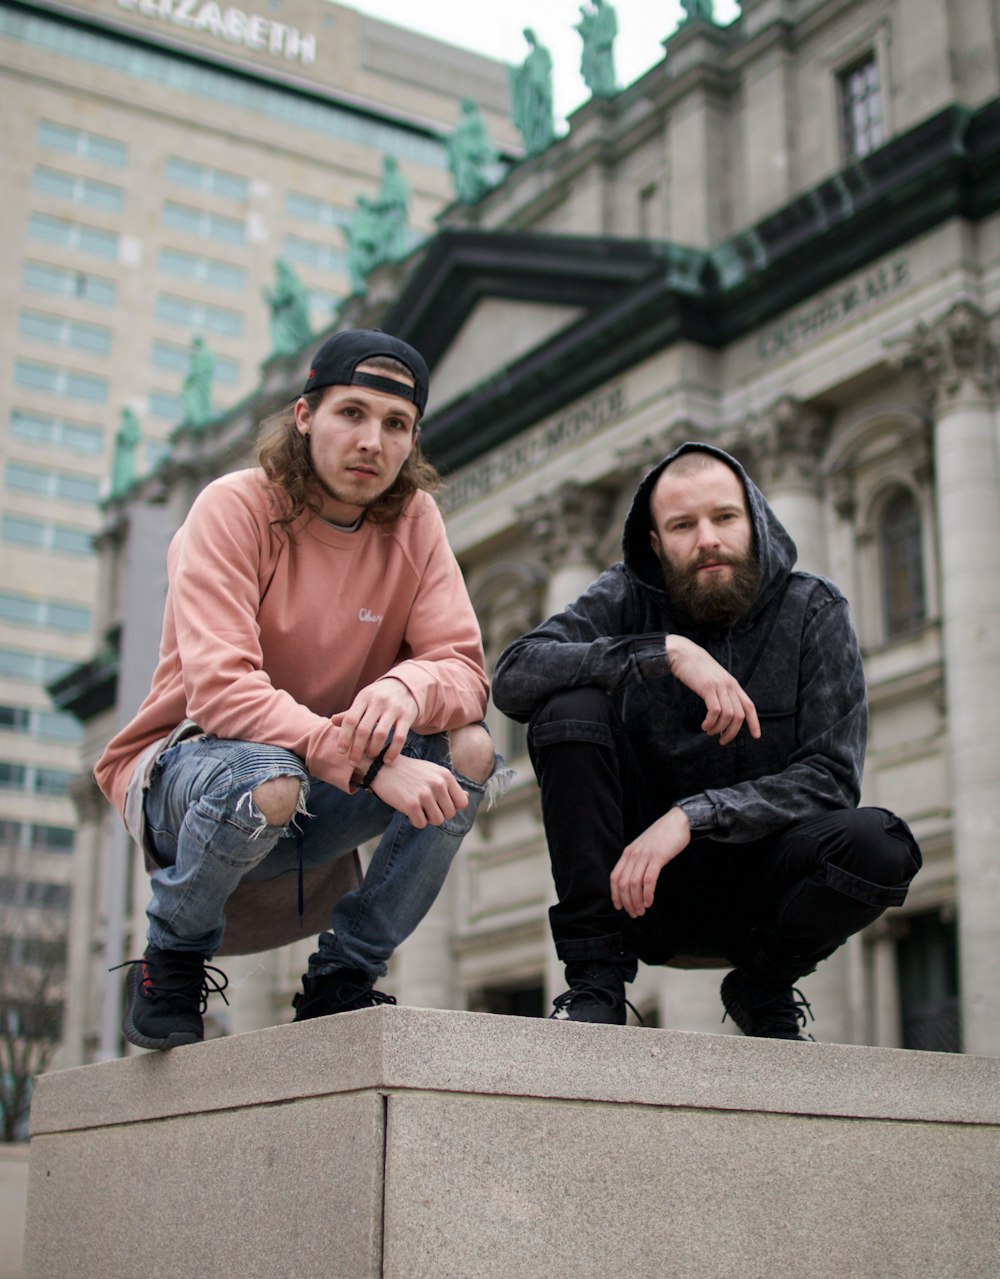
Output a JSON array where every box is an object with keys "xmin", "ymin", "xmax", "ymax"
[
  {"xmin": 610, "ymin": 807, "xmax": 691, "ymax": 919},
  {"xmin": 337, "ymin": 678, "xmax": 419, "ymax": 765}
]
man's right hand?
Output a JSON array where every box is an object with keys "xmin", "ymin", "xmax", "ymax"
[
  {"xmin": 666, "ymin": 634, "xmax": 761, "ymax": 745},
  {"xmin": 369, "ymin": 754, "xmax": 468, "ymax": 828}
]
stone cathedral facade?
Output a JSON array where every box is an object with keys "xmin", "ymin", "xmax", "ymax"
[{"xmin": 58, "ymin": 0, "xmax": 1000, "ymax": 1060}]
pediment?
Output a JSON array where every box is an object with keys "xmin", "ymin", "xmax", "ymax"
[{"xmin": 428, "ymin": 297, "xmax": 584, "ymax": 412}]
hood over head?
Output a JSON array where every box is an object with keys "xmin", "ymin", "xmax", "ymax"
[{"xmin": 622, "ymin": 441, "xmax": 797, "ymax": 621}]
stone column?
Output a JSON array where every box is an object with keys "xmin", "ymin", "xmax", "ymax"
[
  {"xmin": 745, "ymin": 397, "xmax": 830, "ymax": 576},
  {"xmin": 519, "ymin": 482, "xmax": 612, "ymax": 1004},
  {"xmin": 906, "ymin": 300, "xmax": 1000, "ymax": 1056}
]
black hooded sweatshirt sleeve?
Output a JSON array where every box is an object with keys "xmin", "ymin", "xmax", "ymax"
[{"xmin": 492, "ymin": 443, "xmax": 867, "ymax": 845}]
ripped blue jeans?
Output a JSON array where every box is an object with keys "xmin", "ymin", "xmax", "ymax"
[{"xmin": 142, "ymin": 730, "xmax": 499, "ymax": 978}]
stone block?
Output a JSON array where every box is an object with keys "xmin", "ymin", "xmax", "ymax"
[{"xmin": 25, "ymin": 1009, "xmax": 1000, "ymax": 1278}]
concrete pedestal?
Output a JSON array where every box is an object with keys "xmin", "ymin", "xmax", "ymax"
[{"xmin": 25, "ymin": 1008, "xmax": 999, "ymax": 1278}]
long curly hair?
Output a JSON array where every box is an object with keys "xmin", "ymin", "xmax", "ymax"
[{"xmin": 256, "ymin": 357, "xmax": 440, "ymax": 531}]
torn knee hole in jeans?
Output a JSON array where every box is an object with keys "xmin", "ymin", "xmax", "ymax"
[{"xmin": 236, "ymin": 777, "xmax": 309, "ymax": 837}]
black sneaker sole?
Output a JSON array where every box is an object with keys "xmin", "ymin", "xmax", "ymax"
[{"xmin": 122, "ymin": 966, "xmax": 203, "ymax": 1051}]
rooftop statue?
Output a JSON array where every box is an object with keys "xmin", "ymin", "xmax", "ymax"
[
  {"xmin": 680, "ymin": 0, "xmax": 716, "ymax": 23},
  {"xmin": 265, "ymin": 258, "xmax": 312, "ymax": 355},
  {"xmin": 577, "ymin": 0, "xmax": 618, "ymax": 99},
  {"xmin": 511, "ymin": 28, "xmax": 555, "ymax": 156},
  {"xmin": 448, "ymin": 99, "xmax": 498, "ymax": 204},
  {"xmin": 110, "ymin": 406, "xmax": 141, "ymax": 499},
  {"xmin": 181, "ymin": 335, "xmax": 215, "ymax": 428},
  {"xmin": 377, "ymin": 155, "xmax": 410, "ymax": 262}
]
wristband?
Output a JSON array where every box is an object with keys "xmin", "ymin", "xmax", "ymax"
[{"xmin": 360, "ymin": 747, "xmax": 388, "ymax": 791}]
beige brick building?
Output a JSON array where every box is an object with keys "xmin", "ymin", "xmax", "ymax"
[{"xmin": 57, "ymin": 0, "xmax": 1000, "ymax": 1062}]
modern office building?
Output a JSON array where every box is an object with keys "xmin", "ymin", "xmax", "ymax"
[
  {"xmin": 0, "ymin": 0, "xmax": 517, "ymax": 1082},
  {"xmin": 58, "ymin": 0, "xmax": 1000, "ymax": 1063}
]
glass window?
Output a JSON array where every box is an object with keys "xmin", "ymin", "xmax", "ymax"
[
  {"xmin": 20, "ymin": 310, "xmax": 112, "ymax": 355},
  {"xmin": 152, "ymin": 341, "xmax": 241, "ymax": 385},
  {"xmin": 28, "ymin": 213, "xmax": 118, "ymax": 259},
  {"xmin": 840, "ymin": 54, "xmax": 884, "ymax": 160},
  {"xmin": 283, "ymin": 233, "xmax": 347, "ymax": 273},
  {"xmin": 0, "ymin": 706, "xmax": 32, "ymax": 732},
  {"xmin": 2, "ymin": 516, "xmax": 94, "ymax": 557},
  {"xmin": 880, "ymin": 489, "xmax": 926, "ymax": 640},
  {"xmin": 14, "ymin": 360, "xmax": 108, "ymax": 402},
  {"xmin": 286, "ymin": 191, "xmax": 353, "ymax": 228},
  {"xmin": 6, "ymin": 462, "xmax": 100, "ymax": 504},
  {"xmin": 8, "ymin": 13, "xmax": 447, "ymax": 169},
  {"xmin": 32, "ymin": 166, "xmax": 125, "ymax": 212},
  {"xmin": 158, "ymin": 248, "xmax": 245, "ymax": 290},
  {"xmin": 165, "ymin": 157, "xmax": 249, "ymax": 202},
  {"xmin": 37, "ymin": 119, "xmax": 128, "ymax": 167},
  {"xmin": 10, "ymin": 410, "xmax": 104, "ymax": 454},
  {"xmin": 0, "ymin": 763, "xmax": 27, "ymax": 791},
  {"xmin": 149, "ymin": 390, "xmax": 184, "ymax": 421},
  {"xmin": 23, "ymin": 260, "xmax": 116, "ymax": 306},
  {"xmin": 155, "ymin": 293, "xmax": 242, "ymax": 336},
  {"xmin": 0, "ymin": 593, "xmax": 90, "ymax": 633},
  {"xmin": 162, "ymin": 201, "xmax": 246, "ymax": 244},
  {"xmin": 35, "ymin": 712, "xmax": 84, "ymax": 743},
  {"xmin": 33, "ymin": 768, "xmax": 74, "ymax": 796},
  {"xmin": 32, "ymin": 825, "xmax": 76, "ymax": 853}
]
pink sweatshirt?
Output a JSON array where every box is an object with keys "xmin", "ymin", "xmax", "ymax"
[{"xmin": 95, "ymin": 468, "xmax": 488, "ymax": 817}]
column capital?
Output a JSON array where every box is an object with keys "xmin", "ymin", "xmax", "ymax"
[
  {"xmin": 517, "ymin": 481, "xmax": 612, "ymax": 573},
  {"xmin": 742, "ymin": 396, "xmax": 829, "ymax": 489},
  {"xmin": 892, "ymin": 300, "xmax": 998, "ymax": 408}
]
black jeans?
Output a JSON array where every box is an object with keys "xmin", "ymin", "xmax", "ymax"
[{"xmin": 528, "ymin": 688, "xmax": 922, "ymax": 983}]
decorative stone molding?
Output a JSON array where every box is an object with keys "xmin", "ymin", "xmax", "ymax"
[
  {"xmin": 741, "ymin": 396, "xmax": 829, "ymax": 489},
  {"xmin": 517, "ymin": 481, "xmax": 613, "ymax": 573},
  {"xmin": 891, "ymin": 300, "xmax": 998, "ymax": 407}
]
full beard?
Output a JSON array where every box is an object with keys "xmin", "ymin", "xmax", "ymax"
[{"xmin": 660, "ymin": 549, "xmax": 761, "ymax": 627}]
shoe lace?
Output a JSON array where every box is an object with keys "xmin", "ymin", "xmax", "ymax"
[
  {"xmin": 723, "ymin": 983, "xmax": 814, "ymax": 1037},
  {"xmin": 112, "ymin": 955, "xmax": 230, "ymax": 1014},
  {"xmin": 551, "ymin": 983, "xmax": 645, "ymax": 1025},
  {"xmin": 361, "ymin": 988, "xmax": 397, "ymax": 1008}
]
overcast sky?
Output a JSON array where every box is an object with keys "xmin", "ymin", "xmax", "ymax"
[{"xmin": 331, "ymin": 1, "xmax": 741, "ymax": 125}]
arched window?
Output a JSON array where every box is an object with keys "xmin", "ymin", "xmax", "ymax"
[{"xmin": 879, "ymin": 488, "xmax": 925, "ymax": 640}]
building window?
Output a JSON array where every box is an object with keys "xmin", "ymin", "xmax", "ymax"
[
  {"xmin": 0, "ymin": 593, "xmax": 91, "ymax": 633},
  {"xmin": 468, "ymin": 983, "xmax": 546, "ymax": 1018},
  {"xmin": 165, "ymin": 157, "xmax": 249, "ymax": 202},
  {"xmin": 23, "ymin": 261, "xmax": 116, "ymax": 306},
  {"xmin": 148, "ymin": 390, "xmax": 185, "ymax": 422},
  {"xmin": 32, "ymin": 165, "xmax": 125, "ymax": 212},
  {"xmin": 0, "ymin": 648, "xmax": 74, "ymax": 684},
  {"xmin": 152, "ymin": 341, "xmax": 240, "ymax": 384},
  {"xmin": 6, "ymin": 461, "xmax": 101, "ymax": 504},
  {"xmin": 896, "ymin": 910, "xmax": 961, "ymax": 1053},
  {"xmin": 880, "ymin": 488, "xmax": 925, "ymax": 640},
  {"xmin": 19, "ymin": 310, "xmax": 112, "ymax": 356},
  {"xmin": 10, "ymin": 410, "xmax": 104, "ymax": 455},
  {"xmin": 282, "ymin": 233, "xmax": 348, "ymax": 273},
  {"xmin": 0, "ymin": 819, "xmax": 75, "ymax": 854},
  {"xmin": 158, "ymin": 248, "xmax": 245, "ymax": 291},
  {"xmin": 28, "ymin": 213, "xmax": 119, "ymax": 259},
  {"xmin": 15, "ymin": 359, "xmax": 109, "ymax": 403},
  {"xmin": 839, "ymin": 53, "xmax": 884, "ymax": 160},
  {"xmin": 286, "ymin": 191, "xmax": 353, "ymax": 228},
  {"xmin": 162, "ymin": 201, "xmax": 246, "ymax": 244},
  {"xmin": 36, "ymin": 119, "xmax": 128, "ymax": 167},
  {"xmin": 155, "ymin": 293, "xmax": 242, "ymax": 336},
  {"xmin": 3, "ymin": 515, "xmax": 95, "ymax": 558},
  {"xmin": 0, "ymin": 707, "xmax": 82, "ymax": 742}
]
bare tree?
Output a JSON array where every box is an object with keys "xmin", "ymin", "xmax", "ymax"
[{"xmin": 0, "ymin": 850, "xmax": 68, "ymax": 1143}]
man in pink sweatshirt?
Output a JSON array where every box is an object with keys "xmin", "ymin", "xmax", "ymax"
[{"xmin": 96, "ymin": 329, "xmax": 503, "ymax": 1050}]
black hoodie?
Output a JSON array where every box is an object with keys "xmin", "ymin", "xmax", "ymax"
[{"xmin": 492, "ymin": 442, "xmax": 867, "ymax": 842}]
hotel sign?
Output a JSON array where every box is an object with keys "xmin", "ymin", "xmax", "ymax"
[
  {"xmin": 116, "ymin": 0, "xmax": 317, "ymax": 64},
  {"xmin": 758, "ymin": 257, "xmax": 911, "ymax": 363},
  {"xmin": 441, "ymin": 385, "xmax": 628, "ymax": 514}
]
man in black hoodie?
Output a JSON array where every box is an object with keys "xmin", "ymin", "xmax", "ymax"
[{"xmin": 493, "ymin": 443, "xmax": 921, "ymax": 1039}]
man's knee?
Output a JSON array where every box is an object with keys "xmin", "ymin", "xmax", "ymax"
[
  {"xmin": 449, "ymin": 723, "xmax": 496, "ymax": 785},
  {"xmin": 531, "ymin": 686, "xmax": 615, "ymax": 730},
  {"xmin": 251, "ymin": 775, "xmax": 303, "ymax": 827},
  {"xmin": 827, "ymin": 807, "xmax": 922, "ymax": 887}
]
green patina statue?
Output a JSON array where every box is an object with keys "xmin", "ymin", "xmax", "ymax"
[
  {"xmin": 110, "ymin": 406, "xmax": 141, "ymax": 499},
  {"xmin": 577, "ymin": 0, "xmax": 618, "ymax": 99},
  {"xmin": 347, "ymin": 156, "xmax": 412, "ymax": 294},
  {"xmin": 447, "ymin": 99, "xmax": 498, "ymax": 204},
  {"xmin": 265, "ymin": 258, "xmax": 312, "ymax": 355},
  {"xmin": 511, "ymin": 28, "xmax": 555, "ymax": 156},
  {"xmin": 181, "ymin": 335, "xmax": 215, "ymax": 427}
]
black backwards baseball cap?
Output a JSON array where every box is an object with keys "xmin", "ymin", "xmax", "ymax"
[{"xmin": 301, "ymin": 329, "xmax": 430, "ymax": 418}]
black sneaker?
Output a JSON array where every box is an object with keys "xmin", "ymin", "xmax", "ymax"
[
  {"xmin": 549, "ymin": 961, "xmax": 643, "ymax": 1026},
  {"xmin": 720, "ymin": 968, "xmax": 814, "ymax": 1041},
  {"xmin": 292, "ymin": 966, "xmax": 397, "ymax": 1021},
  {"xmin": 116, "ymin": 947, "xmax": 229, "ymax": 1051}
]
